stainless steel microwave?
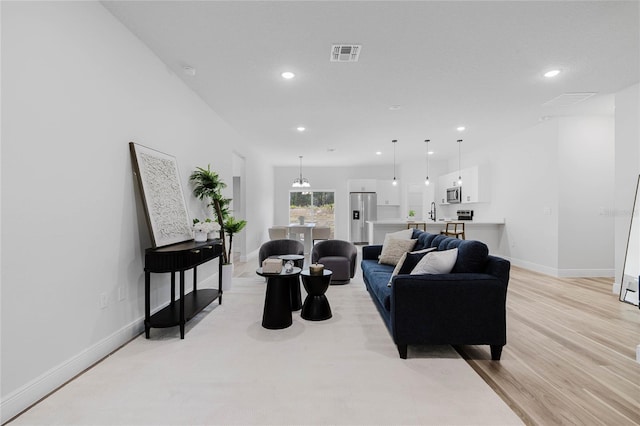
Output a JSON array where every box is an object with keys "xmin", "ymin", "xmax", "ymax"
[{"xmin": 446, "ymin": 186, "xmax": 462, "ymax": 203}]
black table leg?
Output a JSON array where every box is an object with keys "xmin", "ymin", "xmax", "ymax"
[
  {"xmin": 290, "ymin": 277, "xmax": 302, "ymax": 311},
  {"xmin": 145, "ymin": 271, "xmax": 151, "ymax": 338},
  {"xmin": 179, "ymin": 270, "xmax": 185, "ymax": 339},
  {"xmin": 262, "ymin": 276, "xmax": 293, "ymax": 329}
]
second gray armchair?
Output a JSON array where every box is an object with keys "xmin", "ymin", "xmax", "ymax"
[{"xmin": 311, "ymin": 240, "xmax": 357, "ymax": 284}]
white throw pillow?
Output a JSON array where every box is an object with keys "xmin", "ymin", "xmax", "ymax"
[
  {"xmin": 388, "ymin": 252, "xmax": 409, "ymax": 284},
  {"xmin": 410, "ymin": 248, "xmax": 458, "ymax": 275},
  {"xmin": 387, "ymin": 247, "xmax": 437, "ymax": 286},
  {"xmin": 378, "ymin": 238, "xmax": 417, "ymax": 266}
]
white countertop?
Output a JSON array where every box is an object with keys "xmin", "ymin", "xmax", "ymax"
[{"xmin": 367, "ymin": 219, "xmax": 505, "ymax": 225}]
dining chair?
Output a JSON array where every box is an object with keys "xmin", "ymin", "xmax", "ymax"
[{"xmin": 268, "ymin": 226, "xmax": 289, "ymax": 240}]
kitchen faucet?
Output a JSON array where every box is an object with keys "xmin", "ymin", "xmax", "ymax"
[{"xmin": 429, "ymin": 202, "xmax": 436, "ymax": 221}]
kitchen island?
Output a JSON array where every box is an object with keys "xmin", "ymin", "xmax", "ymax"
[{"xmin": 366, "ymin": 219, "xmax": 506, "ymax": 253}]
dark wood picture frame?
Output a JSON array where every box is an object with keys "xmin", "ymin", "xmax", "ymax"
[{"xmin": 129, "ymin": 142, "xmax": 193, "ymax": 247}]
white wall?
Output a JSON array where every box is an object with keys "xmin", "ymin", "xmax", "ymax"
[
  {"xmin": 440, "ymin": 121, "xmax": 561, "ymax": 274},
  {"xmin": 557, "ymin": 116, "xmax": 615, "ymax": 275},
  {"xmin": 0, "ymin": 2, "xmax": 273, "ymax": 420},
  {"xmin": 614, "ymin": 83, "xmax": 640, "ymax": 293}
]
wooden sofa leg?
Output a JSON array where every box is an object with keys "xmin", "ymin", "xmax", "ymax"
[
  {"xmin": 397, "ymin": 344, "xmax": 407, "ymax": 359},
  {"xmin": 490, "ymin": 345, "xmax": 503, "ymax": 361}
]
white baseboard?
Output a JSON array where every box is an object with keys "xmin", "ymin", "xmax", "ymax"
[
  {"xmin": 1, "ymin": 319, "xmax": 144, "ymax": 424},
  {"xmin": 556, "ymin": 268, "xmax": 615, "ymax": 278},
  {"xmin": 507, "ymin": 257, "xmax": 615, "ymax": 279},
  {"xmin": 507, "ymin": 257, "xmax": 559, "ymax": 277}
]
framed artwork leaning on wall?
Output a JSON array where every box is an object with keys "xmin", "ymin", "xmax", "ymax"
[{"xmin": 129, "ymin": 142, "xmax": 192, "ymax": 247}]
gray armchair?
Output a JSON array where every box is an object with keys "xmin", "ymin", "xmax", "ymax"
[
  {"xmin": 258, "ymin": 239, "xmax": 305, "ymax": 267},
  {"xmin": 311, "ymin": 240, "xmax": 357, "ymax": 284}
]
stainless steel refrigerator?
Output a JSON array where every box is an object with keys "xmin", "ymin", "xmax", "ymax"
[{"xmin": 350, "ymin": 192, "xmax": 377, "ymax": 244}]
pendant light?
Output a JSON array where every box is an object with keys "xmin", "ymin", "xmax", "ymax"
[
  {"xmin": 292, "ymin": 155, "xmax": 310, "ymax": 188},
  {"xmin": 424, "ymin": 139, "xmax": 431, "ymax": 186},
  {"xmin": 392, "ymin": 139, "xmax": 398, "ymax": 186},
  {"xmin": 457, "ymin": 139, "xmax": 463, "ymax": 185}
]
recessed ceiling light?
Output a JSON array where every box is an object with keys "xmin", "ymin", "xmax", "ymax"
[
  {"xmin": 457, "ymin": 126, "xmax": 466, "ymax": 132},
  {"xmin": 389, "ymin": 105, "xmax": 401, "ymax": 110},
  {"xmin": 428, "ymin": 151, "xmax": 434, "ymax": 155},
  {"xmin": 327, "ymin": 148, "xmax": 336, "ymax": 152},
  {"xmin": 281, "ymin": 71, "xmax": 295, "ymax": 79},
  {"xmin": 297, "ymin": 126, "xmax": 306, "ymax": 132},
  {"xmin": 544, "ymin": 69, "xmax": 561, "ymax": 78},
  {"xmin": 375, "ymin": 151, "xmax": 382, "ymax": 155}
]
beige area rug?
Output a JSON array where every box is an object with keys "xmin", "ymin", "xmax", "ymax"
[{"xmin": 13, "ymin": 276, "xmax": 522, "ymax": 425}]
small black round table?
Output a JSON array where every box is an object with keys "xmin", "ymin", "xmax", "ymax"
[
  {"xmin": 300, "ymin": 269, "xmax": 333, "ymax": 321},
  {"xmin": 278, "ymin": 254, "xmax": 305, "ymax": 311},
  {"xmin": 256, "ymin": 267, "xmax": 301, "ymax": 329}
]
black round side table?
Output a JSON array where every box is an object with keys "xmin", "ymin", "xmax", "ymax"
[
  {"xmin": 278, "ymin": 254, "xmax": 305, "ymax": 311},
  {"xmin": 300, "ymin": 269, "xmax": 333, "ymax": 321},
  {"xmin": 256, "ymin": 267, "xmax": 301, "ymax": 329}
]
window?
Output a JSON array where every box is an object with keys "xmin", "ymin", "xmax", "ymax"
[{"xmin": 289, "ymin": 191, "xmax": 335, "ymax": 238}]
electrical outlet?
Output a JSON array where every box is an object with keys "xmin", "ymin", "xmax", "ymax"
[
  {"xmin": 118, "ymin": 286, "xmax": 125, "ymax": 301},
  {"xmin": 100, "ymin": 292, "xmax": 108, "ymax": 309}
]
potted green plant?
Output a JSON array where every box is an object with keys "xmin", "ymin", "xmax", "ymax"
[
  {"xmin": 223, "ymin": 216, "xmax": 247, "ymax": 262},
  {"xmin": 408, "ymin": 209, "xmax": 416, "ymax": 221},
  {"xmin": 189, "ymin": 165, "xmax": 231, "ymax": 263}
]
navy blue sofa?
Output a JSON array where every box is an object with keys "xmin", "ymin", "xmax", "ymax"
[{"xmin": 361, "ymin": 229, "xmax": 510, "ymax": 360}]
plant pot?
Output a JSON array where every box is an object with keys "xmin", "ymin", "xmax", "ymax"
[
  {"xmin": 207, "ymin": 231, "xmax": 217, "ymax": 240},
  {"xmin": 221, "ymin": 263, "xmax": 233, "ymax": 291},
  {"xmin": 194, "ymin": 231, "xmax": 208, "ymax": 242}
]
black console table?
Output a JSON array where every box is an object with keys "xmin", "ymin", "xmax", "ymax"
[{"xmin": 144, "ymin": 239, "xmax": 223, "ymax": 339}]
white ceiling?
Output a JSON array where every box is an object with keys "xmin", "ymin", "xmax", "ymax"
[{"xmin": 102, "ymin": 1, "xmax": 639, "ymax": 167}]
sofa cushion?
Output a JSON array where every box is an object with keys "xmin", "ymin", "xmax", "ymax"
[
  {"xmin": 378, "ymin": 238, "xmax": 417, "ymax": 266},
  {"xmin": 437, "ymin": 239, "xmax": 489, "ymax": 273},
  {"xmin": 387, "ymin": 247, "xmax": 437, "ymax": 286},
  {"xmin": 411, "ymin": 248, "xmax": 458, "ymax": 275},
  {"xmin": 361, "ymin": 259, "xmax": 394, "ymax": 311},
  {"xmin": 413, "ymin": 231, "xmax": 439, "ymax": 251},
  {"xmin": 399, "ymin": 247, "xmax": 437, "ymax": 274}
]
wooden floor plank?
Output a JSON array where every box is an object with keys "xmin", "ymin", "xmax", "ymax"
[{"xmin": 459, "ymin": 266, "xmax": 640, "ymax": 425}]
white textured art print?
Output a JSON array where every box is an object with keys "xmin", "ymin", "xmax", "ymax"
[{"xmin": 131, "ymin": 143, "xmax": 193, "ymax": 247}]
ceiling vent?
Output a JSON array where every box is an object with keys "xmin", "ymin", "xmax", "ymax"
[
  {"xmin": 330, "ymin": 44, "xmax": 362, "ymax": 62},
  {"xmin": 543, "ymin": 92, "xmax": 597, "ymax": 107}
]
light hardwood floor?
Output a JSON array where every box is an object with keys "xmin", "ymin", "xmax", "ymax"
[
  {"xmin": 237, "ymin": 256, "xmax": 640, "ymax": 425},
  {"xmin": 455, "ymin": 266, "xmax": 640, "ymax": 425}
]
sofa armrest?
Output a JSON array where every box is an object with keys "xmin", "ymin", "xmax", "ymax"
[
  {"xmin": 362, "ymin": 245, "xmax": 383, "ymax": 260},
  {"xmin": 485, "ymin": 256, "xmax": 511, "ymax": 287},
  {"xmin": 390, "ymin": 274, "xmax": 507, "ymax": 345}
]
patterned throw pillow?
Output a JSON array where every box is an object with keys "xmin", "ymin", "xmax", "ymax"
[
  {"xmin": 410, "ymin": 248, "xmax": 458, "ymax": 275},
  {"xmin": 378, "ymin": 238, "xmax": 417, "ymax": 266}
]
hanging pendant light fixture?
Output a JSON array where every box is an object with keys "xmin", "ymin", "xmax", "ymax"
[
  {"xmin": 457, "ymin": 139, "xmax": 463, "ymax": 185},
  {"xmin": 292, "ymin": 155, "xmax": 310, "ymax": 188},
  {"xmin": 392, "ymin": 139, "xmax": 398, "ymax": 186},
  {"xmin": 424, "ymin": 139, "xmax": 431, "ymax": 186}
]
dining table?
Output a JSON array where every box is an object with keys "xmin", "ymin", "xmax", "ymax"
[{"xmin": 286, "ymin": 222, "xmax": 315, "ymax": 253}]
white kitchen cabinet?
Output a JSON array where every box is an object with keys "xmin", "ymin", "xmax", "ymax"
[
  {"xmin": 438, "ymin": 166, "xmax": 484, "ymax": 204},
  {"xmin": 461, "ymin": 166, "xmax": 479, "ymax": 203},
  {"xmin": 348, "ymin": 179, "xmax": 377, "ymax": 192},
  {"xmin": 438, "ymin": 172, "xmax": 460, "ymax": 205},
  {"xmin": 376, "ymin": 179, "xmax": 400, "ymax": 205}
]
